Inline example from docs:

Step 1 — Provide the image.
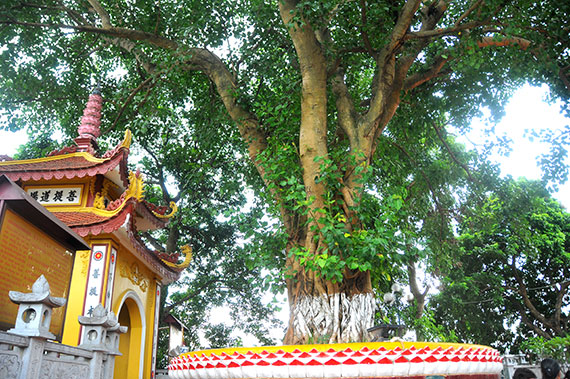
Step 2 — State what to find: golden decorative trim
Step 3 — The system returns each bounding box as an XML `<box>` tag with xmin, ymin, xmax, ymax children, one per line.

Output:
<box><xmin>121</xmin><ymin>130</ymin><xmax>132</xmax><ymax>149</ymax></box>
<box><xmin>50</xmin><ymin>205</ymin><xmax>126</xmax><ymax>217</ymax></box>
<box><xmin>77</xmin><ymin>250</ymin><xmax>92</xmax><ymax>276</ymax></box>
<box><xmin>0</xmin><ymin>151</ymin><xmax>107</xmax><ymax>166</ymax></box>
<box><xmin>152</xmin><ymin>201</ymin><xmax>178</xmax><ymax>219</ymax></box>
<box><xmin>51</xmin><ymin>171</ymin><xmax>145</xmax><ymax>217</ymax></box>
<box><xmin>93</xmin><ymin>192</ymin><xmax>105</xmax><ymax>210</ymax></box>
<box><xmin>119</xmin><ymin>261</ymin><xmax>149</xmax><ymax>292</ymax></box>
<box><xmin>89</xmin><ymin>177</ymin><xmax>96</xmax><ymax>198</ymax></box>
<box><xmin>126</xmin><ymin>171</ymin><xmax>145</xmax><ymax>201</ymax></box>
<box><xmin>161</xmin><ymin>245</ymin><xmax>192</xmax><ymax>269</ymax></box>
<box><xmin>93</xmin><ymin>178</ymin><xmax>119</xmax><ymax>209</ymax></box>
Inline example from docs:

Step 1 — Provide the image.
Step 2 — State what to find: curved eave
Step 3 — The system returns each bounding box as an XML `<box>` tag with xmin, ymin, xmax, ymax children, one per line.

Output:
<box><xmin>125</xmin><ymin>216</ymin><xmax>181</xmax><ymax>284</ymax></box>
<box><xmin>0</xmin><ymin>149</ymin><xmax>130</xmax><ymax>187</ymax></box>
<box><xmin>53</xmin><ymin>201</ymin><xmax>136</xmax><ymax>237</ymax></box>
<box><xmin>134</xmin><ymin>200</ymin><xmax>171</xmax><ymax>232</ymax></box>
<box><xmin>50</xmin><ymin>193</ymin><xmax>174</xmax><ymax>236</ymax></box>
<box><xmin>53</xmin><ymin>202</ymin><xmax>181</xmax><ymax>283</ymax></box>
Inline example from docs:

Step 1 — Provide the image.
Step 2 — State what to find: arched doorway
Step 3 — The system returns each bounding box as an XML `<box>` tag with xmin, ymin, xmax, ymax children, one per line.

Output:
<box><xmin>114</xmin><ymin>292</ymin><xmax>146</xmax><ymax>379</ymax></box>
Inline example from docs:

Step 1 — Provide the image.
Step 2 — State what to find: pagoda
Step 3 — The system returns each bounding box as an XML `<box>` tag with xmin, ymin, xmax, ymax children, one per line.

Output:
<box><xmin>0</xmin><ymin>89</ymin><xmax>190</xmax><ymax>379</ymax></box>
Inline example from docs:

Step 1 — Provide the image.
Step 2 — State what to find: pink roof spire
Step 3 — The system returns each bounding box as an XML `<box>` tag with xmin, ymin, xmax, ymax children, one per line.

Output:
<box><xmin>75</xmin><ymin>88</ymin><xmax>102</xmax><ymax>154</ymax></box>
<box><xmin>78</xmin><ymin>88</ymin><xmax>103</xmax><ymax>139</ymax></box>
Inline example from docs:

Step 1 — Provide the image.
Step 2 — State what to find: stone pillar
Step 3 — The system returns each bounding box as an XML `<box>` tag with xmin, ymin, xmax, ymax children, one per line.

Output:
<box><xmin>103</xmin><ymin>323</ymin><xmax>128</xmax><ymax>379</ymax></box>
<box><xmin>7</xmin><ymin>275</ymin><xmax>66</xmax><ymax>379</ymax></box>
<box><xmin>78</xmin><ymin>304</ymin><xmax>127</xmax><ymax>379</ymax></box>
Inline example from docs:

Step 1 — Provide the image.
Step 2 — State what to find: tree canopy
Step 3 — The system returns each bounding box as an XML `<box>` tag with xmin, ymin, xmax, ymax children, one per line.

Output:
<box><xmin>431</xmin><ymin>178</ymin><xmax>570</xmax><ymax>350</ymax></box>
<box><xmin>0</xmin><ymin>0</ymin><xmax>569</xmax><ymax>349</ymax></box>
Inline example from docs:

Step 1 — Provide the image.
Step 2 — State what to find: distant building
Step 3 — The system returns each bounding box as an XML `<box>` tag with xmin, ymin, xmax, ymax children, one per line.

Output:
<box><xmin>0</xmin><ymin>89</ymin><xmax>190</xmax><ymax>378</ymax></box>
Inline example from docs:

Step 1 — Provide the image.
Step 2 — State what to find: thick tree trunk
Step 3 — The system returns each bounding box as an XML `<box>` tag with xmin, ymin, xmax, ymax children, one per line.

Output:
<box><xmin>284</xmin><ymin>264</ymin><xmax>375</xmax><ymax>345</ymax></box>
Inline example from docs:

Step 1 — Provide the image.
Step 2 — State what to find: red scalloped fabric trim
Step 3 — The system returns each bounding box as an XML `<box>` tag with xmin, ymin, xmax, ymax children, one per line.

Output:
<box><xmin>1</xmin><ymin>149</ymin><xmax>129</xmax><ymax>187</ymax></box>
<box><xmin>168</xmin><ymin>344</ymin><xmax>503</xmax><ymax>379</ymax></box>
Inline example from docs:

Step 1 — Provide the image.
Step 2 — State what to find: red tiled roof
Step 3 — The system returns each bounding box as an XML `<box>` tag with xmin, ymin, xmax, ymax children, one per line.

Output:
<box><xmin>52</xmin><ymin>202</ymin><xmax>181</xmax><ymax>283</ymax></box>
<box><xmin>54</xmin><ymin>211</ymin><xmax>111</xmax><ymax>227</ymax></box>
<box><xmin>50</xmin><ymin>200</ymin><xmax>169</xmax><ymax>234</ymax></box>
<box><xmin>53</xmin><ymin>203</ymin><xmax>132</xmax><ymax>237</ymax></box>
<box><xmin>0</xmin><ymin>148</ymin><xmax>129</xmax><ymax>186</ymax></box>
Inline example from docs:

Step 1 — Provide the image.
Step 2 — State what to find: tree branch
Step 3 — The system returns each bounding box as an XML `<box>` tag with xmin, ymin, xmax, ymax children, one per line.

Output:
<box><xmin>406</xmin><ymin>21</ymin><xmax>491</xmax><ymax>39</ymax></box>
<box><xmin>279</xmin><ymin>0</ymin><xmax>329</xmax><ymax>251</ymax></box>
<box><xmin>454</xmin><ymin>0</ymin><xmax>484</xmax><ymax>27</ymax></box>
<box><xmin>553</xmin><ymin>281</ymin><xmax>570</xmax><ymax>335</ymax></box>
<box><xmin>389</xmin><ymin>139</ymin><xmax>442</xmax><ymax>214</ymax></box>
<box><xmin>86</xmin><ymin>0</ymin><xmax>111</xmax><ymax>28</ymax></box>
<box><xmin>407</xmin><ymin>260</ymin><xmax>429</xmax><ymax>319</ymax></box>
<box><xmin>514</xmin><ymin>301</ymin><xmax>553</xmax><ymax>339</ymax></box>
<box><xmin>432</xmin><ymin>122</ymin><xmax>475</xmax><ymax>182</ymax></box>
<box><xmin>359</xmin><ymin>0</ymin><xmax>374</xmax><ymax>57</ymax></box>
<box><xmin>331</xmin><ymin>70</ymin><xmax>358</xmax><ymax>145</ymax></box>
<box><xmin>364</xmin><ymin>0</ymin><xmax>422</xmax><ymax>128</ymax></box>
<box><xmin>477</xmin><ymin>35</ymin><xmax>530</xmax><ymax>50</ymax></box>
<box><xmin>403</xmin><ymin>55</ymin><xmax>451</xmax><ymax>91</ymax></box>
<box><xmin>510</xmin><ymin>260</ymin><xmax>554</xmax><ymax>331</ymax></box>
<box><xmin>163</xmin><ymin>277</ymin><xmax>222</xmax><ymax>315</ymax></box>
<box><xmin>105</xmin><ymin>75</ymin><xmax>156</xmax><ymax>133</ymax></box>
<box><xmin>0</xmin><ymin>20</ymin><xmax>178</xmax><ymax>49</ymax></box>
<box><xmin>141</xmin><ymin>231</ymin><xmax>166</xmax><ymax>252</ymax></box>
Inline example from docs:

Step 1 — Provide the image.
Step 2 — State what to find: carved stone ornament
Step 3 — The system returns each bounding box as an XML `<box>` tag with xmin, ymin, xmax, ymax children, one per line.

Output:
<box><xmin>9</xmin><ymin>275</ymin><xmax>66</xmax><ymax>307</ymax></box>
<box><xmin>0</xmin><ymin>354</ymin><xmax>21</xmax><ymax>379</ymax></box>
<box><xmin>78</xmin><ymin>304</ymin><xmax>127</xmax><ymax>353</ymax></box>
<box><xmin>8</xmin><ymin>275</ymin><xmax>66</xmax><ymax>339</ymax></box>
<box><xmin>39</xmin><ymin>360</ymin><xmax>89</xmax><ymax>379</ymax></box>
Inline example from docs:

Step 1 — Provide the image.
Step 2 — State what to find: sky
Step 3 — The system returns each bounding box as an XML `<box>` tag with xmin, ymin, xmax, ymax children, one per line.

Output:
<box><xmin>459</xmin><ymin>83</ymin><xmax>569</xmax><ymax>209</ymax></box>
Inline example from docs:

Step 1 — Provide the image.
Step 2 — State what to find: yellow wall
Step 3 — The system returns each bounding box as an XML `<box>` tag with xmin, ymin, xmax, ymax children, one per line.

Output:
<box><xmin>112</xmin><ymin>241</ymin><xmax>159</xmax><ymax>379</ymax></box>
<box><xmin>0</xmin><ymin>209</ymin><xmax>76</xmax><ymax>339</ymax></box>
<box><xmin>62</xmin><ymin>248</ymin><xmax>91</xmax><ymax>346</ymax></box>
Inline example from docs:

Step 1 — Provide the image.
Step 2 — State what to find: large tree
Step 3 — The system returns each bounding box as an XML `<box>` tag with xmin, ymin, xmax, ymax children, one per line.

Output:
<box><xmin>0</xmin><ymin>0</ymin><xmax>568</xmax><ymax>344</ymax></box>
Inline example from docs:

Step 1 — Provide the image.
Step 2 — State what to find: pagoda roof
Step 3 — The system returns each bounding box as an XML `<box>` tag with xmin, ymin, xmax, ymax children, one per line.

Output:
<box><xmin>0</xmin><ymin>90</ymin><xmax>191</xmax><ymax>284</ymax></box>
<box><xmin>50</xmin><ymin>167</ymin><xmax>186</xmax><ymax>284</ymax></box>
<box><xmin>126</xmin><ymin>215</ymin><xmax>188</xmax><ymax>283</ymax></box>
<box><xmin>0</xmin><ymin>131</ymin><xmax>132</xmax><ymax>187</ymax></box>
<box><xmin>51</xmin><ymin>199</ymin><xmax>184</xmax><ymax>283</ymax></box>
<box><xmin>52</xmin><ymin>195</ymin><xmax>175</xmax><ymax>237</ymax></box>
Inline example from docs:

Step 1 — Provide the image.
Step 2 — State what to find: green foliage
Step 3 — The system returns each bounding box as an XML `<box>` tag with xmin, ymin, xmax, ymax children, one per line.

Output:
<box><xmin>411</xmin><ymin>309</ymin><xmax>459</xmax><ymax>343</ymax></box>
<box><xmin>520</xmin><ymin>335</ymin><xmax>570</xmax><ymax>366</ymax></box>
<box><xmin>431</xmin><ymin>178</ymin><xmax>570</xmax><ymax>352</ymax></box>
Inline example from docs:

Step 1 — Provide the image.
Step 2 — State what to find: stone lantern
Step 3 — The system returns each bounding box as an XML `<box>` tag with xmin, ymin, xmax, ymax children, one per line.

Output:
<box><xmin>78</xmin><ymin>304</ymin><xmax>118</xmax><ymax>351</ymax></box>
<box><xmin>79</xmin><ymin>303</ymin><xmax>128</xmax><ymax>378</ymax></box>
<box><xmin>8</xmin><ymin>275</ymin><xmax>66</xmax><ymax>339</ymax></box>
<box><xmin>107</xmin><ymin>320</ymin><xmax>128</xmax><ymax>355</ymax></box>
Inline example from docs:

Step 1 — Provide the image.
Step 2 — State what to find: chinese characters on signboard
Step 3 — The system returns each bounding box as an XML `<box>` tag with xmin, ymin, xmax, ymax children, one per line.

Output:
<box><xmin>81</xmin><ymin>245</ymin><xmax>107</xmax><ymax>334</ymax></box>
<box><xmin>26</xmin><ymin>186</ymin><xmax>83</xmax><ymax>206</ymax></box>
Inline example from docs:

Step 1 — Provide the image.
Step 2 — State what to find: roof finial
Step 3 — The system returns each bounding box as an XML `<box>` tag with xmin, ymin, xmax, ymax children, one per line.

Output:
<box><xmin>78</xmin><ymin>88</ymin><xmax>102</xmax><ymax>139</ymax></box>
<box><xmin>75</xmin><ymin>88</ymin><xmax>103</xmax><ymax>154</ymax></box>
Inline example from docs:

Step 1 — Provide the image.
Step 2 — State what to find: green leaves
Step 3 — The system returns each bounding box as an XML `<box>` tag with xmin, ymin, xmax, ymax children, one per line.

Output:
<box><xmin>432</xmin><ymin>178</ymin><xmax>570</xmax><ymax>350</ymax></box>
